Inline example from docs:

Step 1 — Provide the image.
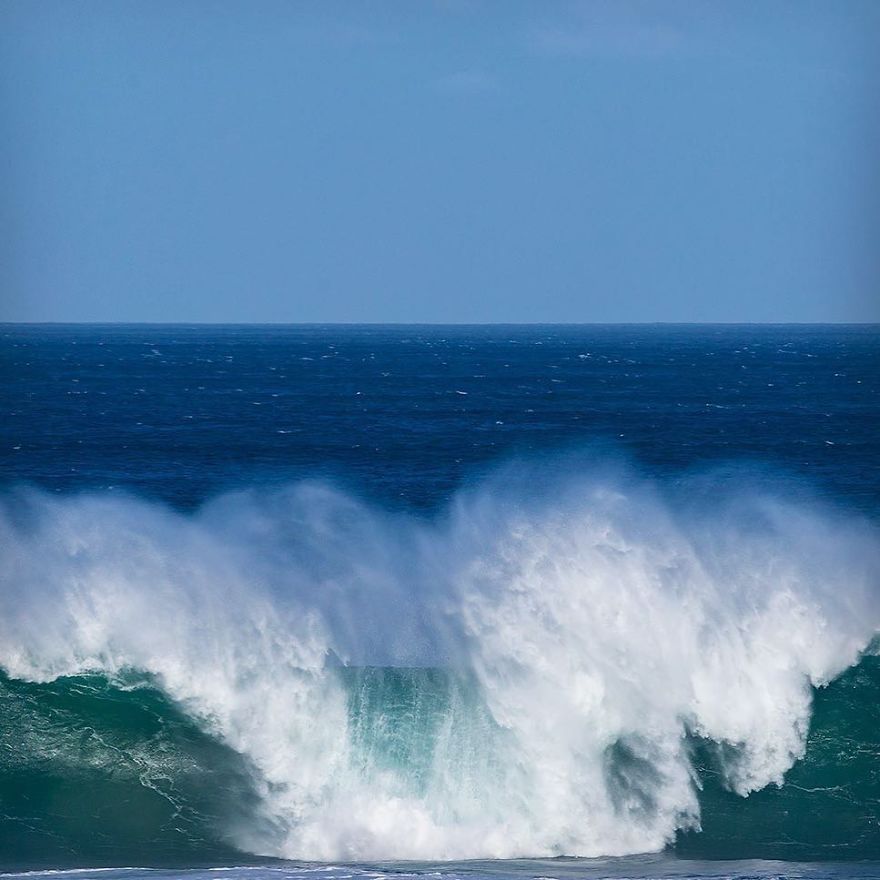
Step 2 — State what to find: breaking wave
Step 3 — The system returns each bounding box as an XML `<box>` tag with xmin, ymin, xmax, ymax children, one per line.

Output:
<box><xmin>1</xmin><ymin>460</ymin><xmax>878</xmax><ymax>864</ymax></box>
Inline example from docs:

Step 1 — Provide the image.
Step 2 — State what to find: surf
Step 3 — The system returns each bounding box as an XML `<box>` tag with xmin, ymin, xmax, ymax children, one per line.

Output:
<box><xmin>1</xmin><ymin>460</ymin><xmax>878</xmax><ymax>863</ymax></box>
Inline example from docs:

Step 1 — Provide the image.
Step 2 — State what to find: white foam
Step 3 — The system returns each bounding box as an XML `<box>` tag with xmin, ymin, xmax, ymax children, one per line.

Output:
<box><xmin>0</xmin><ymin>463</ymin><xmax>877</xmax><ymax>860</ymax></box>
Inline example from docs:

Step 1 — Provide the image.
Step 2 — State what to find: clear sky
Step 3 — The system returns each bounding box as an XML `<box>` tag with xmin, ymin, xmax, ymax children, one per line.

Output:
<box><xmin>1</xmin><ymin>1</ymin><xmax>878</xmax><ymax>323</ymax></box>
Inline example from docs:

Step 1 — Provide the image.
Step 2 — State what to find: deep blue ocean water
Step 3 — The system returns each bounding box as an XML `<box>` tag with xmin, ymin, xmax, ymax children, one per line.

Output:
<box><xmin>3</xmin><ymin>324</ymin><xmax>878</xmax><ymax>510</ymax></box>
<box><xmin>1</xmin><ymin>324</ymin><xmax>879</xmax><ymax>880</ymax></box>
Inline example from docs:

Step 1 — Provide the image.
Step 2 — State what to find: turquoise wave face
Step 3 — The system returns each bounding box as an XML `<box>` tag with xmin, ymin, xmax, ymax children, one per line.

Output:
<box><xmin>0</xmin><ymin>671</ymin><xmax>260</xmax><ymax>869</ymax></box>
<box><xmin>678</xmin><ymin>655</ymin><xmax>880</xmax><ymax>861</ymax></box>
<box><xmin>2</xmin><ymin>658</ymin><xmax>880</xmax><ymax>869</ymax></box>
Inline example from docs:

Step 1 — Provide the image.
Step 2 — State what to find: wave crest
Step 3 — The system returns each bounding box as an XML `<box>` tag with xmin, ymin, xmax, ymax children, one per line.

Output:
<box><xmin>1</xmin><ymin>462</ymin><xmax>878</xmax><ymax>859</ymax></box>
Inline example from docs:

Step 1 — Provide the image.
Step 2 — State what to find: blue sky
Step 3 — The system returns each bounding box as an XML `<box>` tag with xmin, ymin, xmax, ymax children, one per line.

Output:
<box><xmin>1</xmin><ymin>1</ymin><xmax>878</xmax><ymax>322</ymax></box>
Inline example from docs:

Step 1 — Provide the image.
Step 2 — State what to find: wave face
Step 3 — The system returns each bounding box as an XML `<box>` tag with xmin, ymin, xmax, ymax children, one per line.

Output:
<box><xmin>1</xmin><ymin>463</ymin><xmax>879</xmax><ymax>864</ymax></box>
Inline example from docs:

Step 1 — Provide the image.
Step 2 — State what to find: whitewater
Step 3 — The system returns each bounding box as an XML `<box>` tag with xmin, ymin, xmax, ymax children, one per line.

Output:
<box><xmin>2</xmin><ymin>462</ymin><xmax>878</xmax><ymax>862</ymax></box>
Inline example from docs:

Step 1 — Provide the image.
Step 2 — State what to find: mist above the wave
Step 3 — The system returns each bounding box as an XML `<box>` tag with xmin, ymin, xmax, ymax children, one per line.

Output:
<box><xmin>0</xmin><ymin>458</ymin><xmax>878</xmax><ymax>859</ymax></box>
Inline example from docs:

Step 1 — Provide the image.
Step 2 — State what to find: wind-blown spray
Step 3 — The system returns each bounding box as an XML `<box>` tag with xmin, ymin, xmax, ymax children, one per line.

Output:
<box><xmin>1</xmin><ymin>462</ymin><xmax>878</xmax><ymax>860</ymax></box>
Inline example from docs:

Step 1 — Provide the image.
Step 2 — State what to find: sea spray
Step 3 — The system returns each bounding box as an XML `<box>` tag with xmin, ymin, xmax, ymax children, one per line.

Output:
<box><xmin>0</xmin><ymin>462</ymin><xmax>878</xmax><ymax>860</ymax></box>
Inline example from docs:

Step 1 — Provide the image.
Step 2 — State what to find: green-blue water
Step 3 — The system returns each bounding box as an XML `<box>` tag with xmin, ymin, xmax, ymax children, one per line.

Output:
<box><xmin>2</xmin><ymin>660</ymin><xmax>880</xmax><ymax>869</ymax></box>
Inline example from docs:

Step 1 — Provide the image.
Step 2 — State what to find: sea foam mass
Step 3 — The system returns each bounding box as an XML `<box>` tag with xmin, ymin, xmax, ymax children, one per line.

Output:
<box><xmin>2</xmin><ymin>462</ymin><xmax>878</xmax><ymax>862</ymax></box>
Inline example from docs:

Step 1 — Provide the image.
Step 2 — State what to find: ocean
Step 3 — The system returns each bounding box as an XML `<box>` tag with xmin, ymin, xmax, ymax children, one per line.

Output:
<box><xmin>1</xmin><ymin>324</ymin><xmax>879</xmax><ymax>880</ymax></box>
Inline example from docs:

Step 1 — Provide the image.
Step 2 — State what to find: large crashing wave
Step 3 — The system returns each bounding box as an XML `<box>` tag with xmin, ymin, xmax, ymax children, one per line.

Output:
<box><xmin>1</xmin><ymin>461</ymin><xmax>878</xmax><ymax>861</ymax></box>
